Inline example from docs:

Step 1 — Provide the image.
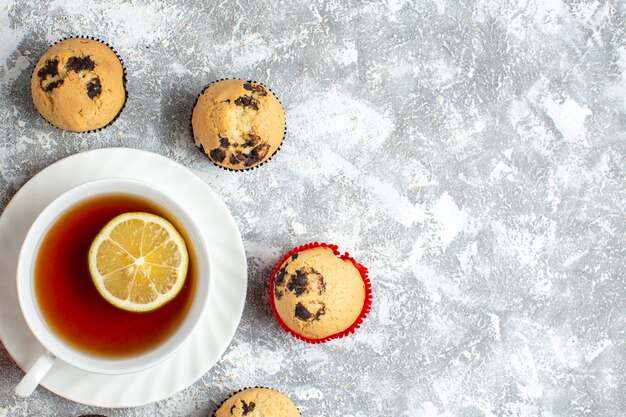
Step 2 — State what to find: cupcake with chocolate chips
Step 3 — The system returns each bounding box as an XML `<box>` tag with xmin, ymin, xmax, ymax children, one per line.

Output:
<box><xmin>31</xmin><ymin>37</ymin><xmax>126</xmax><ymax>132</ymax></box>
<box><xmin>270</xmin><ymin>242</ymin><xmax>372</xmax><ymax>343</ymax></box>
<box><xmin>215</xmin><ymin>387</ymin><xmax>300</xmax><ymax>417</ymax></box>
<box><xmin>192</xmin><ymin>79</ymin><xmax>285</xmax><ymax>170</ymax></box>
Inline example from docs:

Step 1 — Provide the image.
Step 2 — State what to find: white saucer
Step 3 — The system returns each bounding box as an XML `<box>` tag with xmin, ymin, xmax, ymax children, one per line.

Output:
<box><xmin>0</xmin><ymin>148</ymin><xmax>247</xmax><ymax>408</ymax></box>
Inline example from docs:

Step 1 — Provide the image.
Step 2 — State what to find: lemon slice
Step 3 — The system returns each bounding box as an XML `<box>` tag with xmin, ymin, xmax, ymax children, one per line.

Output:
<box><xmin>88</xmin><ymin>212</ymin><xmax>189</xmax><ymax>312</ymax></box>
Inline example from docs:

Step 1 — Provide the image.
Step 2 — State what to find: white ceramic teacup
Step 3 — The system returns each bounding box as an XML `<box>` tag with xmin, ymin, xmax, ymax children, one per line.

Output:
<box><xmin>14</xmin><ymin>178</ymin><xmax>211</xmax><ymax>397</ymax></box>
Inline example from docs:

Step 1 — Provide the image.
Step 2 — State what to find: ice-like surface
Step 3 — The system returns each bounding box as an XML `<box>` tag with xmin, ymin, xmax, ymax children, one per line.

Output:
<box><xmin>0</xmin><ymin>0</ymin><xmax>624</xmax><ymax>416</ymax></box>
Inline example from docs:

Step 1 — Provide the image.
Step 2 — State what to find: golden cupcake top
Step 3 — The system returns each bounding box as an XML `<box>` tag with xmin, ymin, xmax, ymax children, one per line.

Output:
<box><xmin>31</xmin><ymin>37</ymin><xmax>125</xmax><ymax>132</ymax></box>
<box><xmin>192</xmin><ymin>79</ymin><xmax>285</xmax><ymax>170</ymax></box>
<box><xmin>215</xmin><ymin>388</ymin><xmax>300</xmax><ymax>417</ymax></box>
<box><xmin>273</xmin><ymin>247</ymin><xmax>366</xmax><ymax>340</ymax></box>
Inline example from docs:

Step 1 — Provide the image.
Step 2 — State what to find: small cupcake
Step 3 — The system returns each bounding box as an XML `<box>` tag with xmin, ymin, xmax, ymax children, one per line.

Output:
<box><xmin>192</xmin><ymin>79</ymin><xmax>285</xmax><ymax>170</ymax></box>
<box><xmin>215</xmin><ymin>387</ymin><xmax>300</xmax><ymax>417</ymax></box>
<box><xmin>31</xmin><ymin>37</ymin><xmax>126</xmax><ymax>132</ymax></box>
<box><xmin>270</xmin><ymin>243</ymin><xmax>372</xmax><ymax>343</ymax></box>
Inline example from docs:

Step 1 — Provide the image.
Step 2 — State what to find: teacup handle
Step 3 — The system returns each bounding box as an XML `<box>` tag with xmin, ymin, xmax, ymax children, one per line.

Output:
<box><xmin>15</xmin><ymin>351</ymin><xmax>56</xmax><ymax>397</ymax></box>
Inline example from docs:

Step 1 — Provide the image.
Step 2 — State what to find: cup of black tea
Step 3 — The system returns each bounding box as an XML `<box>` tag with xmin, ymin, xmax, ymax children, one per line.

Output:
<box><xmin>14</xmin><ymin>178</ymin><xmax>211</xmax><ymax>397</ymax></box>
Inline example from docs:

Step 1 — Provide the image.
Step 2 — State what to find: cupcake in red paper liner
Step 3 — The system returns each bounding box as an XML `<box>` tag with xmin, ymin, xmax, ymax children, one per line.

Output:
<box><xmin>269</xmin><ymin>242</ymin><xmax>372</xmax><ymax>343</ymax></box>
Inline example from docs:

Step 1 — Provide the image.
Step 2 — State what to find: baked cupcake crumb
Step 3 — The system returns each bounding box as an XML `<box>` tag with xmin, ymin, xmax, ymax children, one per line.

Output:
<box><xmin>31</xmin><ymin>37</ymin><xmax>126</xmax><ymax>132</ymax></box>
<box><xmin>271</xmin><ymin>245</ymin><xmax>367</xmax><ymax>341</ymax></box>
<box><xmin>192</xmin><ymin>79</ymin><xmax>285</xmax><ymax>170</ymax></box>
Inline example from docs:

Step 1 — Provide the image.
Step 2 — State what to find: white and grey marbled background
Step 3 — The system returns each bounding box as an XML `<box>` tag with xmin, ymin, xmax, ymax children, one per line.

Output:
<box><xmin>0</xmin><ymin>0</ymin><xmax>625</xmax><ymax>416</ymax></box>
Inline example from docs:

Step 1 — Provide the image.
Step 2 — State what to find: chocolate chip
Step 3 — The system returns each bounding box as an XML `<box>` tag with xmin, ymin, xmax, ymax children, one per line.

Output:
<box><xmin>37</xmin><ymin>59</ymin><xmax>59</xmax><ymax>79</ymax></box>
<box><xmin>284</xmin><ymin>267</ymin><xmax>326</xmax><ymax>296</ymax></box>
<box><xmin>86</xmin><ymin>77</ymin><xmax>102</xmax><ymax>99</ymax></box>
<box><xmin>66</xmin><ymin>55</ymin><xmax>95</xmax><ymax>72</ymax></box>
<box><xmin>240</xmin><ymin>144</ymin><xmax>270</xmax><ymax>167</ymax></box>
<box><xmin>243</xmin><ymin>82</ymin><xmax>267</xmax><ymax>96</ymax></box>
<box><xmin>295</xmin><ymin>303</ymin><xmax>312</xmax><ymax>320</ymax></box>
<box><xmin>44</xmin><ymin>79</ymin><xmax>64</xmax><ymax>92</ymax></box>
<box><xmin>241</xmin><ymin>400</ymin><xmax>255</xmax><ymax>416</ymax></box>
<box><xmin>219</xmin><ymin>136</ymin><xmax>229</xmax><ymax>148</ymax></box>
<box><xmin>291</xmin><ymin>254</ymin><xmax>298</xmax><ymax>261</ymax></box>
<box><xmin>232</xmin><ymin>143</ymin><xmax>269</xmax><ymax>167</ymax></box>
<box><xmin>229</xmin><ymin>154</ymin><xmax>239</xmax><ymax>165</ymax></box>
<box><xmin>234</xmin><ymin>95</ymin><xmax>259</xmax><ymax>110</ymax></box>
<box><xmin>233</xmin><ymin>151</ymin><xmax>250</xmax><ymax>166</ymax></box>
<box><xmin>275</xmin><ymin>265</ymin><xmax>289</xmax><ymax>300</ymax></box>
<box><xmin>295</xmin><ymin>300</ymin><xmax>326</xmax><ymax>321</ymax></box>
<box><xmin>287</xmin><ymin>269</ymin><xmax>309</xmax><ymax>296</ymax></box>
<box><xmin>243</xmin><ymin>157</ymin><xmax>257</xmax><ymax>167</ymax></box>
<box><xmin>245</xmin><ymin>133</ymin><xmax>261</xmax><ymax>147</ymax></box>
<box><xmin>234</xmin><ymin>96</ymin><xmax>247</xmax><ymax>106</ymax></box>
<box><xmin>233</xmin><ymin>150</ymin><xmax>247</xmax><ymax>164</ymax></box>
<box><xmin>275</xmin><ymin>268</ymin><xmax>287</xmax><ymax>286</ymax></box>
<box><xmin>230</xmin><ymin>405</ymin><xmax>236</xmax><ymax>415</ymax></box>
<box><xmin>251</xmin><ymin>143</ymin><xmax>270</xmax><ymax>160</ymax></box>
<box><xmin>317</xmin><ymin>275</ymin><xmax>326</xmax><ymax>295</ymax></box>
<box><xmin>314</xmin><ymin>303</ymin><xmax>326</xmax><ymax>319</ymax></box>
<box><xmin>210</xmin><ymin>148</ymin><xmax>225</xmax><ymax>163</ymax></box>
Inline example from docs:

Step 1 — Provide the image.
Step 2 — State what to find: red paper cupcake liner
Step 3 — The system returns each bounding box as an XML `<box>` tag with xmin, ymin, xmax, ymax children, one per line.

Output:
<box><xmin>268</xmin><ymin>242</ymin><xmax>372</xmax><ymax>344</ymax></box>
<box><xmin>190</xmin><ymin>78</ymin><xmax>286</xmax><ymax>172</ymax></box>
<box><xmin>31</xmin><ymin>35</ymin><xmax>128</xmax><ymax>134</ymax></box>
<box><xmin>213</xmin><ymin>386</ymin><xmax>301</xmax><ymax>417</ymax></box>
